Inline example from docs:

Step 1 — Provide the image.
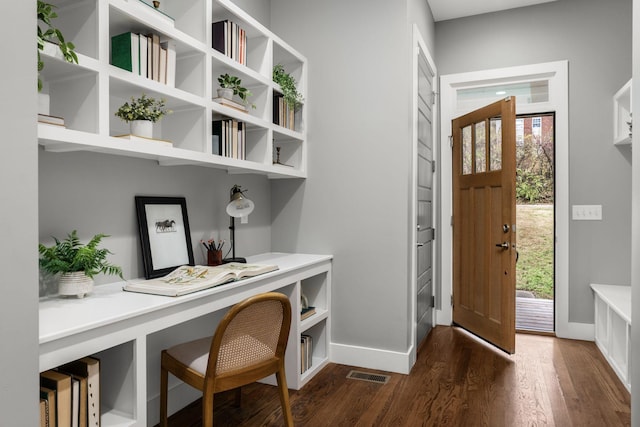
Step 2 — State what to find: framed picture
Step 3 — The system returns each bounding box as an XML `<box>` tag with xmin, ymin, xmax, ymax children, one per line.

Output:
<box><xmin>135</xmin><ymin>196</ymin><xmax>195</xmax><ymax>279</ymax></box>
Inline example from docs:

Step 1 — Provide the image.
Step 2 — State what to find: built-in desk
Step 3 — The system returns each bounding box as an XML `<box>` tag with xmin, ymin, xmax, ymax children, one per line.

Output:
<box><xmin>40</xmin><ymin>253</ymin><xmax>332</xmax><ymax>427</ymax></box>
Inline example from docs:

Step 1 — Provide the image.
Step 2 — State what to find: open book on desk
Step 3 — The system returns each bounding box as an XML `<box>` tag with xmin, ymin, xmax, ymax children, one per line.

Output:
<box><xmin>123</xmin><ymin>263</ymin><xmax>279</xmax><ymax>297</ymax></box>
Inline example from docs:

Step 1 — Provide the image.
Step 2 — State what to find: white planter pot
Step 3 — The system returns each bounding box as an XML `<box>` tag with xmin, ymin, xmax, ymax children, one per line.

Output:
<box><xmin>58</xmin><ymin>271</ymin><xmax>94</xmax><ymax>298</ymax></box>
<box><xmin>130</xmin><ymin>120</ymin><xmax>153</xmax><ymax>138</ymax></box>
<box><xmin>217</xmin><ymin>88</ymin><xmax>234</xmax><ymax>100</ymax></box>
<box><xmin>38</xmin><ymin>92</ymin><xmax>50</xmax><ymax>115</ymax></box>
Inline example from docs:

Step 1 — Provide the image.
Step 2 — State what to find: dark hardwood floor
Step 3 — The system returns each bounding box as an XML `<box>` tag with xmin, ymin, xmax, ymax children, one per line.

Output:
<box><xmin>162</xmin><ymin>326</ymin><xmax>630</xmax><ymax>426</ymax></box>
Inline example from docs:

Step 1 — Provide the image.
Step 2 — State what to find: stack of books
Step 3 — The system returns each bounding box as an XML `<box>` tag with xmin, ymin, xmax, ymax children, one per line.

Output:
<box><xmin>273</xmin><ymin>93</ymin><xmax>296</xmax><ymax>131</ymax></box>
<box><xmin>38</xmin><ymin>114</ymin><xmax>66</xmax><ymax>127</ymax></box>
<box><xmin>301</xmin><ymin>334</ymin><xmax>313</xmax><ymax>374</ymax></box>
<box><xmin>301</xmin><ymin>306</ymin><xmax>316</xmax><ymax>321</ymax></box>
<box><xmin>212</xmin><ymin>20</ymin><xmax>247</xmax><ymax>65</ymax></box>
<box><xmin>40</xmin><ymin>357</ymin><xmax>100</xmax><ymax>427</ymax></box>
<box><xmin>111</xmin><ymin>32</ymin><xmax>176</xmax><ymax>87</ymax></box>
<box><xmin>212</xmin><ymin>119</ymin><xmax>246</xmax><ymax>159</ymax></box>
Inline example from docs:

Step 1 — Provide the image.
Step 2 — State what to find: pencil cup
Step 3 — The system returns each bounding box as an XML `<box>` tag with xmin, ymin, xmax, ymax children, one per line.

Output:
<box><xmin>207</xmin><ymin>250</ymin><xmax>223</xmax><ymax>266</ymax></box>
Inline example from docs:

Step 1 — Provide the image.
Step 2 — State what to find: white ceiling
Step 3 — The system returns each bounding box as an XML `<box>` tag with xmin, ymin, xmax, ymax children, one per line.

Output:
<box><xmin>428</xmin><ymin>0</ymin><xmax>557</xmax><ymax>22</ymax></box>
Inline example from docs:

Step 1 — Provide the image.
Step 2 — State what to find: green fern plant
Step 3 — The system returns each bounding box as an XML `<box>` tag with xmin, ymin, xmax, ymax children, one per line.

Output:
<box><xmin>272</xmin><ymin>64</ymin><xmax>303</xmax><ymax>109</ymax></box>
<box><xmin>39</xmin><ymin>230</ymin><xmax>123</xmax><ymax>279</ymax></box>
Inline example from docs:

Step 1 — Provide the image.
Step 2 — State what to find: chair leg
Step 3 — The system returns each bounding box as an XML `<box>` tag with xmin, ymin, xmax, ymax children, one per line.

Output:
<box><xmin>202</xmin><ymin>389</ymin><xmax>215</xmax><ymax>427</ymax></box>
<box><xmin>276</xmin><ymin>367</ymin><xmax>293</xmax><ymax>427</ymax></box>
<box><xmin>160</xmin><ymin>363</ymin><xmax>169</xmax><ymax>427</ymax></box>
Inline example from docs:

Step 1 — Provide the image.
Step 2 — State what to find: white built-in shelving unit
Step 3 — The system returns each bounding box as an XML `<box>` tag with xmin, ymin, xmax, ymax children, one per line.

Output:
<box><xmin>613</xmin><ymin>79</ymin><xmax>632</xmax><ymax>146</ymax></box>
<box><xmin>591</xmin><ymin>283</ymin><xmax>631</xmax><ymax>392</ymax></box>
<box><xmin>40</xmin><ymin>253</ymin><xmax>332</xmax><ymax>426</ymax></box>
<box><xmin>38</xmin><ymin>0</ymin><xmax>307</xmax><ymax>178</ymax></box>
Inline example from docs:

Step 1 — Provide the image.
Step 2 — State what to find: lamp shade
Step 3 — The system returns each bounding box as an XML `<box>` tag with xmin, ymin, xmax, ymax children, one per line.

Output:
<box><xmin>226</xmin><ymin>185</ymin><xmax>254</xmax><ymax>218</ymax></box>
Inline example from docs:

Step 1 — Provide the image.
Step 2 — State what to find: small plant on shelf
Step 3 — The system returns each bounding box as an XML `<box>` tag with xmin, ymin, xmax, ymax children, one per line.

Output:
<box><xmin>39</xmin><ymin>230</ymin><xmax>123</xmax><ymax>279</ymax></box>
<box><xmin>272</xmin><ymin>64</ymin><xmax>303</xmax><ymax>109</ymax></box>
<box><xmin>39</xmin><ymin>230</ymin><xmax>123</xmax><ymax>298</ymax></box>
<box><xmin>217</xmin><ymin>73</ymin><xmax>255</xmax><ymax>108</ymax></box>
<box><xmin>37</xmin><ymin>0</ymin><xmax>79</xmax><ymax>91</ymax></box>
<box><xmin>114</xmin><ymin>94</ymin><xmax>172</xmax><ymax>123</ymax></box>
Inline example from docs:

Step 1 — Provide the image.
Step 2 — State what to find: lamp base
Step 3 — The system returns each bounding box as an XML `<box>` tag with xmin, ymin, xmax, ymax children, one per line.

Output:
<box><xmin>222</xmin><ymin>257</ymin><xmax>247</xmax><ymax>264</ymax></box>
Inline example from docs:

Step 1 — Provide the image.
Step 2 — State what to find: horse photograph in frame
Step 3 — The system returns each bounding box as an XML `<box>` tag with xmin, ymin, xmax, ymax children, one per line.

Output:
<box><xmin>135</xmin><ymin>196</ymin><xmax>195</xmax><ymax>279</ymax></box>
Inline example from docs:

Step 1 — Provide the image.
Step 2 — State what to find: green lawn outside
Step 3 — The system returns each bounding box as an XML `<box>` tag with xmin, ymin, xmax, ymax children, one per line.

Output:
<box><xmin>516</xmin><ymin>204</ymin><xmax>554</xmax><ymax>300</ymax></box>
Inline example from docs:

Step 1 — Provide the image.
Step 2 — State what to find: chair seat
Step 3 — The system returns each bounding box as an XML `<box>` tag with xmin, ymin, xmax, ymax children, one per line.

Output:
<box><xmin>167</xmin><ymin>334</ymin><xmax>275</xmax><ymax>375</ymax></box>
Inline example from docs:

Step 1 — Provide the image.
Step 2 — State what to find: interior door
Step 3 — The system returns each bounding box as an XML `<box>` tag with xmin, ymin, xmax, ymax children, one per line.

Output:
<box><xmin>452</xmin><ymin>97</ymin><xmax>517</xmax><ymax>354</ymax></box>
<box><xmin>416</xmin><ymin>43</ymin><xmax>435</xmax><ymax>347</ymax></box>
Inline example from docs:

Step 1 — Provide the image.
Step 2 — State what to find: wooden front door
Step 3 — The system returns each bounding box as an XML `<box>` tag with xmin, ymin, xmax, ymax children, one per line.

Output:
<box><xmin>452</xmin><ymin>97</ymin><xmax>517</xmax><ymax>354</ymax></box>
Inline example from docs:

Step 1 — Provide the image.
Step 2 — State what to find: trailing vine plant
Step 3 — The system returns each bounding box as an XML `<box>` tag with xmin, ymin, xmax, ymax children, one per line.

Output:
<box><xmin>272</xmin><ymin>64</ymin><xmax>303</xmax><ymax>109</ymax></box>
<box><xmin>38</xmin><ymin>0</ymin><xmax>79</xmax><ymax>91</ymax></box>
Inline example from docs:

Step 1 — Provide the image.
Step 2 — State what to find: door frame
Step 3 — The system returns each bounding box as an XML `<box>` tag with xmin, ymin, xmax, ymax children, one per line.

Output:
<box><xmin>409</xmin><ymin>24</ymin><xmax>437</xmax><ymax>368</ymax></box>
<box><xmin>438</xmin><ymin>61</ymin><xmax>589</xmax><ymax>340</ymax></box>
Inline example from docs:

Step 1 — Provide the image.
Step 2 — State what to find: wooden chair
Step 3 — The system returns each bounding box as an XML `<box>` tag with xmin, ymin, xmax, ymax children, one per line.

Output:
<box><xmin>160</xmin><ymin>292</ymin><xmax>294</xmax><ymax>427</ymax></box>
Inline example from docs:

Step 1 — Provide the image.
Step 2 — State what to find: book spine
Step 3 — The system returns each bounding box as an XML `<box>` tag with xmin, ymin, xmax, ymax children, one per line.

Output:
<box><xmin>161</xmin><ymin>41</ymin><xmax>176</xmax><ymax>87</ymax></box>
<box><xmin>139</xmin><ymin>34</ymin><xmax>148</xmax><ymax>78</ymax></box>
<box><xmin>212</xmin><ymin>20</ymin><xmax>227</xmax><ymax>55</ymax></box>
<box><xmin>212</xmin><ymin>120</ymin><xmax>222</xmax><ymax>156</ymax></box>
<box><xmin>111</xmin><ymin>32</ymin><xmax>134</xmax><ymax>72</ymax></box>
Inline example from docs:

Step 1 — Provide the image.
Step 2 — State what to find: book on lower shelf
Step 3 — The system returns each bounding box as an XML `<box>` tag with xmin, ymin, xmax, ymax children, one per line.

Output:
<box><xmin>123</xmin><ymin>263</ymin><xmax>279</xmax><ymax>297</ymax></box>
<box><xmin>39</xmin><ymin>387</ymin><xmax>55</xmax><ymax>427</ymax></box>
<box><xmin>40</xmin><ymin>370</ymin><xmax>71</xmax><ymax>427</ymax></box>
<box><xmin>213</xmin><ymin>97</ymin><xmax>248</xmax><ymax>113</ymax></box>
<box><xmin>301</xmin><ymin>306</ymin><xmax>316</xmax><ymax>320</ymax></box>
<box><xmin>59</xmin><ymin>358</ymin><xmax>98</xmax><ymax>427</ymax></box>
<box><xmin>115</xmin><ymin>134</ymin><xmax>173</xmax><ymax>146</ymax></box>
<box><xmin>273</xmin><ymin>93</ymin><xmax>296</xmax><ymax>131</ymax></box>
<box><xmin>212</xmin><ymin>119</ymin><xmax>246</xmax><ymax>159</ymax></box>
<box><xmin>301</xmin><ymin>334</ymin><xmax>313</xmax><ymax>374</ymax></box>
<box><xmin>38</xmin><ymin>114</ymin><xmax>65</xmax><ymax>127</ymax></box>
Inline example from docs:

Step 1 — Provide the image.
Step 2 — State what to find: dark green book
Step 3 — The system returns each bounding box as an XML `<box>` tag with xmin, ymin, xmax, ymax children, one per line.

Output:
<box><xmin>111</xmin><ymin>32</ymin><xmax>138</xmax><ymax>73</ymax></box>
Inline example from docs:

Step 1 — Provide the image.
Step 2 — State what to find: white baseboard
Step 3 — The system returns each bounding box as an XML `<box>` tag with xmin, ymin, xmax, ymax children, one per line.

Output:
<box><xmin>555</xmin><ymin>321</ymin><xmax>595</xmax><ymax>341</ymax></box>
<box><xmin>330</xmin><ymin>342</ymin><xmax>413</xmax><ymax>375</ymax></box>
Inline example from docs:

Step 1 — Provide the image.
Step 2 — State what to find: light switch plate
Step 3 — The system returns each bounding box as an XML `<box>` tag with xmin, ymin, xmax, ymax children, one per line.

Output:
<box><xmin>572</xmin><ymin>205</ymin><xmax>602</xmax><ymax>220</ymax></box>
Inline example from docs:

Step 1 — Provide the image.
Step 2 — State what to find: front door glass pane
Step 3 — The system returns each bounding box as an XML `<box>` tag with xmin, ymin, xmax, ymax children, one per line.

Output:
<box><xmin>490</xmin><ymin>118</ymin><xmax>502</xmax><ymax>171</ymax></box>
<box><xmin>462</xmin><ymin>125</ymin><xmax>472</xmax><ymax>175</ymax></box>
<box><xmin>475</xmin><ymin>121</ymin><xmax>486</xmax><ymax>173</ymax></box>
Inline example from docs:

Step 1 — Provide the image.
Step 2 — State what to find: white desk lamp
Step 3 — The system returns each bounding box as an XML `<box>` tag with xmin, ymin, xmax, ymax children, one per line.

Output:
<box><xmin>224</xmin><ymin>185</ymin><xmax>254</xmax><ymax>263</ymax></box>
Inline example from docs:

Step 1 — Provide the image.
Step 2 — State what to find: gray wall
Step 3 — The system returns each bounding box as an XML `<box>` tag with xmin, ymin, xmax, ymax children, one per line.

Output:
<box><xmin>0</xmin><ymin>2</ymin><xmax>39</xmax><ymax>425</ymax></box>
<box><xmin>39</xmin><ymin>151</ymin><xmax>272</xmax><ymax>291</ymax></box>
<box><xmin>269</xmin><ymin>0</ymin><xmax>436</xmax><ymax>353</ymax></box>
<box><xmin>435</xmin><ymin>0</ymin><xmax>632</xmax><ymax>324</ymax></box>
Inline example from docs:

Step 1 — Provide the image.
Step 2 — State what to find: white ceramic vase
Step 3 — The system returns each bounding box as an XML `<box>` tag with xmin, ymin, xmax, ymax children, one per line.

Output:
<box><xmin>38</xmin><ymin>92</ymin><xmax>50</xmax><ymax>115</ymax></box>
<box><xmin>58</xmin><ymin>271</ymin><xmax>94</xmax><ymax>298</ymax></box>
<box><xmin>130</xmin><ymin>120</ymin><xmax>153</xmax><ymax>138</ymax></box>
<box><xmin>217</xmin><ymin>88</ymin><xmax>234</xmax><ymax>100</ymax></box>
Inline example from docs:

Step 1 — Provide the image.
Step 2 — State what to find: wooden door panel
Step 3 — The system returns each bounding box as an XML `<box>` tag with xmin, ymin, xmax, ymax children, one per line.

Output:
<box><xmin>452</xmin><ymin>97</ymin><xmax>516</xmax><ymax>354</ymax></box>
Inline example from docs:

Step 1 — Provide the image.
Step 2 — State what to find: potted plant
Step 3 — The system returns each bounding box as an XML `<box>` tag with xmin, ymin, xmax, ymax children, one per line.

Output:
<box><xmin>37</xmin><ymin>1</ymin><xmax>79</xmax><ymax>116</ymax></box>
<box><xmin>114</xmin><ymin>93</ymin><xmax>172</xmax><ymax>138</ymax></box>
<box><xmin>39</xmin><ymin>230</ymin><xmax>124</xmax><ymax>298</ymax></box>
<box><xmin>272</xmin><ymin>64</ymin><xmax>303</xmax><ymax>109</ymax></box>
<box><xmin>217</xmin><ymin>73</ymin><xmax>255</xmax><ymax>108</ymax></box>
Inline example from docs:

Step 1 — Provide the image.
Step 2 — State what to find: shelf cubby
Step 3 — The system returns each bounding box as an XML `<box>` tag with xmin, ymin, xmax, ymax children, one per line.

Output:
<box><xmin>48</xmin><ymin>0</ymin><xmax>100</xmax><ymax>60</ymax></box>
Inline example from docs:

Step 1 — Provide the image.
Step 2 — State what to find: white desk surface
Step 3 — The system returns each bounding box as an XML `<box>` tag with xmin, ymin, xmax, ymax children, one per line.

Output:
<box><xmin>40</xmin><ymin>252</ymin><xmax>332</xmax><ymax>345</ymax></box>
<box><xmin>590</xmin><ymin>283</ymin><xmax>631</xmax><ymax>324</ymax></box>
